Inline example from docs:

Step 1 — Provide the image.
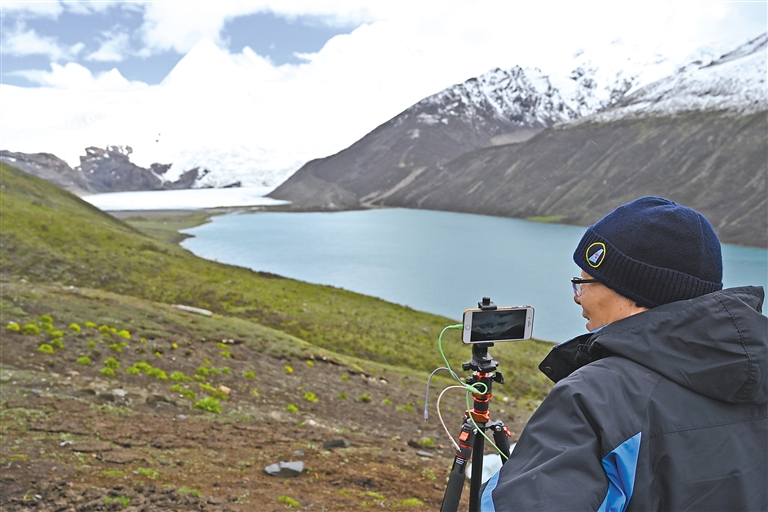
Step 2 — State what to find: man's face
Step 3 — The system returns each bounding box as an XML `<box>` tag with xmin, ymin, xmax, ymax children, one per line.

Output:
<box><xmin>573</xmin><ymin>270</ymin><xmax>642</xmax><ymax>331</ymax></box>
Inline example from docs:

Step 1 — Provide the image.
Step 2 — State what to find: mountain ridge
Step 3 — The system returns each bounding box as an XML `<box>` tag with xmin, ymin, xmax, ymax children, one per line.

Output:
<box><xmin>269</xmin><ymin>34</ymin><xmax>768</xmax><ymax>247</ymax></box>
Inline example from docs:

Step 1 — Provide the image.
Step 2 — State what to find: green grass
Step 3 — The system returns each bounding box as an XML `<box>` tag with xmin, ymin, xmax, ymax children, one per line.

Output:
<box><xmin>0</xmin><ymin>163</ymin><xmax>553</xmax><ymax>399</ymax></box>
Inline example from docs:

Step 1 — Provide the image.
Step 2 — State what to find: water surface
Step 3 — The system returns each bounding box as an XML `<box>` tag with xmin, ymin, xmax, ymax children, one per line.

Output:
<box><xmin>181</xmin><ymin>209</ymin><xmax>767</xmax><ymax>342</ymax></box>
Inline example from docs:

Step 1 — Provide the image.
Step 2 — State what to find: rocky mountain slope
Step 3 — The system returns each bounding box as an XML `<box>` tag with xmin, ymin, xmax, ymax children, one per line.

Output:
<box><xmin>0</xmin><ymin>146</ymin><xmax>221</xmax><ymax>195</ymax></box>
<box><xmin>269</xmin><ymin>34</ymin><xmax>767</xmax><ymax>247</ymax></box>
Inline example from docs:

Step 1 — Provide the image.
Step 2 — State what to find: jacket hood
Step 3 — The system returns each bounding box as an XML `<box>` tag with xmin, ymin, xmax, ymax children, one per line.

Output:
<box><xmin>590</xmin><ymin>286</ymin><xmax>767</xmax><ymax>404</ymax></box>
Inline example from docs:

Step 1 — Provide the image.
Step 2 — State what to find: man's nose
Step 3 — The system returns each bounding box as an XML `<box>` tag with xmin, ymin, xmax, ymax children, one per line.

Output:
<box><xmin>574</xmin><ymin>295</ymin><xmax>581</xmax><ymax>305</ymax></box>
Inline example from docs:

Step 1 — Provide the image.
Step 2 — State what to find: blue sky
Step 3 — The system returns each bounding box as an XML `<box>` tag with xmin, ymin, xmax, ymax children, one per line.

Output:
<box><xmin>1</xmin><ymin>2</ymin><xmax>361</xmax><ymax>86</ymax></box>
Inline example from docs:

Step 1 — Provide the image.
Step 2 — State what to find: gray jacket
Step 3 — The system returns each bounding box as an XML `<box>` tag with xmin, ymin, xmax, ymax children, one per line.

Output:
<box><xmin>482</xmin><ymin>286</ymin><xmax>768</xmax><ymax>511</ymax></box>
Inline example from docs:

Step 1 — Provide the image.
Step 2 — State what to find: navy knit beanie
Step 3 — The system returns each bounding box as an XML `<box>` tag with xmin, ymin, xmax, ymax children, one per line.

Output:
<box><xmin>573</xmin><ymin>196</ymin><xmax>723</xmax><ymax>308</ymax></box>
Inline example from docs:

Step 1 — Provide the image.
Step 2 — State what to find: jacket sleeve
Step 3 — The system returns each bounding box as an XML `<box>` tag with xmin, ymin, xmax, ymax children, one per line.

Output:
<box><xmin>481</xmin><ymin>361</ymin><xmax>645</xmax><ymax>512</ymax></box>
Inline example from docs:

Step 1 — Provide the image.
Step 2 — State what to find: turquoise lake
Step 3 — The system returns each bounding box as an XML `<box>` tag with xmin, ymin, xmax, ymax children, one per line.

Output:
<box><xmin>181</xmin><ymin>208</ymin><xmax>768</xmax><ymax>343</ymax></box>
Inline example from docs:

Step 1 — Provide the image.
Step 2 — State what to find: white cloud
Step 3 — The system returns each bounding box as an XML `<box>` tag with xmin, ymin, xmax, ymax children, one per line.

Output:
<box><xmin>7</xmin><ymin>61</ymin><xmax>140</xmax><ymax>89</ymax></box>
<box><xmin>0</xmin><ymin>21</ymin><xmax>84</xmax><ymax>60</ymax></box>
<box><xmin>86</xmin><ymin>30</ymin><xmax>131</xmax><ymax>62</ymax></box>
<box><xmin>0</xmin><ymin>0</ymin><xmax>63</xmax><ymax>18</ymax></box>
<box><xmin>9</xmin><ymin>61</ymin><xmax>96</xmax><ymax>88</ymax></box>
<box><xmin>1</xmin><ymin>0</ymin><xmax>764</xmax><ymax>179</ymax></box>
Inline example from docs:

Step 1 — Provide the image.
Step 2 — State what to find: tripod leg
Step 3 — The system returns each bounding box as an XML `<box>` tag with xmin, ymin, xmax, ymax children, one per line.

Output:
<box><xmin>440</xmin><ymin>420</ymin><xmax>475</xmax><ymax>512</ymax></box>
<box><xmin>491</xmin><ymin>423</ymin><xmax>512</xmax><ymax>465</ymax></box>
<box><xmin>468</xmin><ymin>428</ymin><xmax>486</xmax><ymax>512</ymax></box>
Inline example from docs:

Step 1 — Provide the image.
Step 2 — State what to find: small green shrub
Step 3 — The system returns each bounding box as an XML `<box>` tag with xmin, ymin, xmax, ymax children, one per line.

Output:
<box><xmin>359</xmin><ymin>394</ymin><xmax>372</xmax><ymax>403</ymax></box>
<box><xmin>306</xmin><ymin>360</ymin><xmax>315</xmax><ymax>367</ymax></box>
<box><xmin>86</xmin><ymin>341</ymin><xmax>97</xmax><ymax>348</ymax></box>
<box><xmin>179</xmin><ymin>487</ymin><xmax>201</xmax><ymax>498</ymax></box>
<box><xmin>38</xmin><ymin>314</ymin><xmax>54</xmax><ymax>324</ymax></box>
<box><xmin>22</xmin><ymin>324</ymin><xmax>40</xmax><ymax>335</ymax></box>
<box><xmin>382</xmin><ymin>398</ymin><xmax>392</xmax><ymax>405</ymax></box>
<box><xmin>340</xmin><ymin>374</ymin><xmax>349</xmax><ymax>381</ymax></box>
<box><xmin>397</xmin><ymin>404</ymin><xmax>415</xmax><ymax>413</ymax></box>
<box><xmin>133</xmin><ymin>362</ymin><xmax>152</xmax><ymax>372</ymax></box>
<box><xmin>68</xmin><ymin>323</ymin><xmax>81</xmax><ymax>332</ymax></box>
<box><xmin>216</xmin><ymin>342</ymin><xmax>229</xmax><ymax>349</ymax></box>
<box><xmin>277</xmin><ymin>495</ymin><xmax>301</xmax><ymax>508</ymax></box>
<box><xmin>6</xmin><ymin>322</ymin><xmax>20</xmax><ymax>332</ymax></box>
<box><xmin>146</xmin><ymin>368</ymin><xmax>168</xmax><ymax>380</ymax></box>
<box><xmin>285</xmin><ymin>404</ymin><xmax>299</xmax><ymax>413</ymax></box>
<box><xmin>418</xmin><ymin>438</ymin><xmax>436</xmax><ymax>447</ymax></box>
<box><xmin>303</xmin><ymin>392</ymin><xmax>318</xmax><ymax>403</ymax></box>
<box><xmin>284</xmin><ymin>365</ymin><xmax>294</xmax><ymax>373</ymax></box>
<box><xmin>338</xmin><ymin>392</ymin><xmax>348</xmax><ymax>400</ymax></box>
<box><xmin>84</xmin><ymin>321</ymin><xmax>98</xmax><ymax>329</ymax></box>
<box><xmin>48</xmin><ymin>329</ymin><xmax>64</xmax><ymax>338</ymax></box>
<box><xmin>77</xmin><ymin>356</ymin><xmax>92</xmax><ymax>366</ymax></box>
<box><xmin>195</xmin><ymin>366</ymin><xmax>210</xmax><ymax>377</ymax></box>
<box><xmin>104</xmin><ymin>357</ymin><xmax>120</xmax><ymax>369</ymax></box>
<box><xmin>50</xmin><ymin>338</ymin><xmax>64</xmax><ymax>349</ymax></box>
<box><xmin>220</xmin><ymin>351</ymin><xmax>231</xmax><ymax>358</ymax></box>
<box><xmin>108</xmin><ymin>343</ymin><xmax>122</xmax><ymax>353</ymax></box>
<box><xmin>38</xmin><ymin>343</ymin><xmax>54</xmax><ymax>354</ymax></box>
<box><xmin>125</xmin><ymin>366</ymin><xmax>141</xmax><ymax>375</ymax></box>
<box><xmin>170</xmin><ymin>371</ymin><xmax>191</xmax><ymax>382</ymax></box>
<box><xmin>169</xmin><ymin>384</ymin><xmax>183</xmax><ymax>393</ymax></box>
<box><xmin>251</xmin><ymin>389</ymin><xmax>259</xmax><ymax>396</ymax></box>
<box><xmin>193</xmin><ymin>397</ymin><xmax>221</xmax><ymax>413</ymax></box>
<box><xmin>135</xmin><ymin>467</ymin><xmax>160</xmax><ymax>479</ymax></box>
<box><xmin>100</xmin><ymin>367</ymin><xmax>116</xmax><ymax>377</ymax></box>
<box><xmin>116</xmin><ymin>330</ymin><xmax>131</xmax><ymax>339</ymax></box>
<box><xmin>399</xmin><ymin>498</ymin><xmax>424</xmax><ymax>507</ymax></box>
<box><xmin>98</xmin><ymin>325</ymin><xmax>111</xmax><ymax>334</ymax></box>
<box><xmin>243</xmin><ymin>370</ymin><xmax>256</xmax><ymax>379</ymax></box>
<box><xmin>104</xmin><ymin>496</ymin><xmax>130</xmax><ymax>508</ymax></box>
<box><xmin>220</xmin><ymin>367</ymin><xmax>231</xmax><ymax>375</ymax></box>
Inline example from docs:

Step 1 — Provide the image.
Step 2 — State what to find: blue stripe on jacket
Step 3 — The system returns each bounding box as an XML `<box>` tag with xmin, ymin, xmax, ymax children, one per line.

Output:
<box><xmin>598</xmin><ymin>432</ymin><xmax>641</xmax><ymax>512</ymax></box>
<box><xmin>478</xmin><ymin>432</ymin><xmax>641</xmax><ymax>512</ymax></box>
<box><xmin>480</xmin><ymin>468</ymin><xmax>500</xmax><ymax>512</ymax></box>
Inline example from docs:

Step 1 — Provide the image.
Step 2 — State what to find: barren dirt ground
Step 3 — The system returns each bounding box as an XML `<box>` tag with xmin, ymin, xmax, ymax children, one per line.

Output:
<box><xmin>0</xmin><ymin>293</ymin><xmax>529</xmax><ymax>511</ymax></box>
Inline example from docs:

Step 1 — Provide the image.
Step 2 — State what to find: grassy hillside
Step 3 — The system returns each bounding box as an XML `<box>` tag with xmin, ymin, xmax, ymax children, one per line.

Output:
<box><xmin>0</xmin><ymin>162</ymin><xmax>552</xmax><ymax>399</ymax></box>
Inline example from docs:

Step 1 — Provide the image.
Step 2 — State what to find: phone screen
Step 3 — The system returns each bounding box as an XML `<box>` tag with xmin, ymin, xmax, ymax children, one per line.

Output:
<box><xmin>464</xmin><ymin>308</ymin><xmax>531</xmax><ymax>343</ymax></box>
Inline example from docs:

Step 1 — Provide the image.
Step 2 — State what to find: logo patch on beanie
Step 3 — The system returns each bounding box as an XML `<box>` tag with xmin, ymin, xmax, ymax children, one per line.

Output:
<box><xmin>586</xmin><ymin>242</ymin><xmax>606</xmax><ymax>268</ymax></box>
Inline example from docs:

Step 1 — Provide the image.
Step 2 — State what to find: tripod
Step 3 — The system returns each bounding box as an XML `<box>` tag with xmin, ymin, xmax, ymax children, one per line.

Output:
<box><xmin>440</xmin><ymin>300</ymin><xmax>512</xmax><ymax>512</ymax></box>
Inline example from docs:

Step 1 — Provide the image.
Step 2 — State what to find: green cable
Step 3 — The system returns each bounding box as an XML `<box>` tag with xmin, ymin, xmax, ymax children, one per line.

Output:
<box><xmin>437</xmin><ymin>323</ymin><xmax>509</xmax><ymax>460</ymax></box>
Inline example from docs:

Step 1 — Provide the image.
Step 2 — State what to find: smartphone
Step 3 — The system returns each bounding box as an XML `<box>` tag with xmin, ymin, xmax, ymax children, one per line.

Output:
<box><xmin>462</xmin><ymin>306</ymin><xmax>534</xmax><ymax>344</ymax></box>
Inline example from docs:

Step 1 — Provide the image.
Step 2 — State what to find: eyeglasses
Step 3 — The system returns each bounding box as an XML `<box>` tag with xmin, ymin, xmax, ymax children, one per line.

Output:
<box><xmin>571</xmin><ymin>277</ymin><xmax>599</xmax><ymax>297</ymax></box>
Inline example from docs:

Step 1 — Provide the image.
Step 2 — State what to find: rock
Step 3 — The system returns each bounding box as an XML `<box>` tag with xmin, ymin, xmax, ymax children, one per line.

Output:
<box><xmin>264</xmin><ymin>461</ymin><xmax>304</xmax><ymax>477</ymax></box>
<box><xmin>71</xmin><ymin>442</ymin><xmax>114</xmax><ymax>453</ymax></box>
<box><xmin>416</xmin><ymin>450</ymin><xmax>434</xmax><ymax>458</ymax></box>
<box><xmin>322</xmin><ymin>439</ymin><xmax>351</xmax><ymax>449</ymax></box>
<box><xmin>100</xmin><ymin>450</ymin><xmax>140</xmax><ymax>464</ymax></box>
<box><xmin>292</xmin><ymin>450</ymin><xmax>306</xmax><ymax>459</ymax></box>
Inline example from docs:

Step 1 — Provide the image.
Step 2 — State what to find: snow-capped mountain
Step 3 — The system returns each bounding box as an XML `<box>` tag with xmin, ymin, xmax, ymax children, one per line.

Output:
<box><xmin>2</xmin><ymin>34</ymin><xmax>764</xmax><ymax>194</ymax></box>
<box><xmin>587</xmin><ymin>33</ymin><xmax>768</xmax><ymax>122</ymax></box>
<box><xmin>270</xmin><ymin>34</ymin><xmax>767</xmax><ymax>249</ymax></box>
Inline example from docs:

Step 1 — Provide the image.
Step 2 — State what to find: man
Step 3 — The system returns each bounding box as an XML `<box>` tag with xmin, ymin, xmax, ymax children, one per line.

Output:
<box><xmin>481</xmin><ymin>196</ymin><xmax>767</xmax><ymax>511</ymax></box>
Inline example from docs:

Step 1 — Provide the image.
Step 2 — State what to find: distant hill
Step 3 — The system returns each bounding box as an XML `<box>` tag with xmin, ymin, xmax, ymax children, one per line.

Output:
<box><xmin>0</xmin><ymin>146</ymin><xmax>211</xmax><ymax>195</ymax></box>
<box><xmin>270</xmin><ymin>34</ymin><xmax>768</xmax><ymax>248</ymax></box>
